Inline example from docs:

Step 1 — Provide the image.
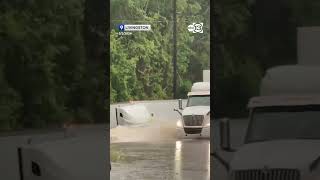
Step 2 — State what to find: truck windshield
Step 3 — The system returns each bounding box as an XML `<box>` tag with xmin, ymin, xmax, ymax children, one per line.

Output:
<box><xmin>187</xmin><ymin>95</ymin><xmax>210</xmax><ymax>107</ymax></box>
<box><xmin>246</xmin><ymin>105</ymin><xmax>320</xmax><ymax>143</ymax></box>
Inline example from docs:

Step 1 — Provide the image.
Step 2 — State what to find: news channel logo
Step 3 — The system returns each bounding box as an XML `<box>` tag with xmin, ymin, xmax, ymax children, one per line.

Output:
<box><xmin>188</xmin><ymin>23</ymin><xmax>203</xmax><ymax>33</ymax></box>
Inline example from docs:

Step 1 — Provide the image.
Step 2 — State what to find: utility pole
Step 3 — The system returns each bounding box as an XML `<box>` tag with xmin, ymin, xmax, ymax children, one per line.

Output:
<box><xmin>173</xmin><ymin>0</ymin><xmax>177</xmax><ymax>99</ymax></box>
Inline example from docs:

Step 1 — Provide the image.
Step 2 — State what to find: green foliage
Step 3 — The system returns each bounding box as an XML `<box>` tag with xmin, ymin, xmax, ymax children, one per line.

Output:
<box><xmin>290</xmin><ymin>0</ymin><xmax>320</xmax><ymax>26</ymax></box>
<box><xmin>0</xmin><ymin>0</ymin><xmax>105</xmax><ymax>130</ymax></box>
<box><xmin>214</xmin><ymin>61</ymin><xmax>262</xmax><ymax>118</ymax></box>
<box><xmin>177</xmin><ymin>80</ymin><xmax>192</xmax><ymax>99</ymax></box>
<box><xmin>0</xmin><ymin>66</ymin><xmax>22</xmax><ymax>130</ymax></box>
<box><xmin>110</xmin><ymin>0</ymin><xmax>210</xmax><ymax>103</ymax></box>
<box><xmin>213</xmin><ymin>0</ymin><xmax>320</xmax><ymax>118</ymax></box>
<box><xmin>213</xmin><ymin>0</ymin><xmax>263</xmax><ymax>118</ymax></box>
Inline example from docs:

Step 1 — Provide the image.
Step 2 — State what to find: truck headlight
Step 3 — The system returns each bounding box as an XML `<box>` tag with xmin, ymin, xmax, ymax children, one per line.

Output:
<box><xmin>205</xmin><ymin>122</ymin><xmax>210</xmax><ymax>127</ymax></box>
<box><xmin>176</xmin><ymin>120</ymin><xmax>183</xmax><ymax>127</ymax></box>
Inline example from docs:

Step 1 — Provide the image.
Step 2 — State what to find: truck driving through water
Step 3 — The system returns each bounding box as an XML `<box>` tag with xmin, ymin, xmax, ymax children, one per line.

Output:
<box><xmin>215</xmin><ymin>65</ymin><xmax>320</xmax><ymax>180</ymax></box>
<box><xmin>174</xmin><ymin>70</ymin><xmax>210</xmax><ymax>138</ymax></box>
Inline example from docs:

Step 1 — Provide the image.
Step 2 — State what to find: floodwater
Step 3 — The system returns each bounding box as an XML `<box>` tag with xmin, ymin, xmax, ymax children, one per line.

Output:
<box><xmin>110</xmin><ymin>119</ymin><xmax>210</xmax><ymax>180</ymax></box>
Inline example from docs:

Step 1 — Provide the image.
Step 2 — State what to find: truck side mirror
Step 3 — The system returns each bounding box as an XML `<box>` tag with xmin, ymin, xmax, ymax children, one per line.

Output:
<box><xmin>174</xmin><ymin>108</ymin><xmax>182</xmax><ymax>116</ymax></box>
<box><xmin>220</xmin><ymin>118</ymin><xmax>232</xmax><ymax>151</ymax></box>
<box><xmin>178</xmin><ymin>99</ymin><xmax>183</xmax><ymax>110</ymax></box>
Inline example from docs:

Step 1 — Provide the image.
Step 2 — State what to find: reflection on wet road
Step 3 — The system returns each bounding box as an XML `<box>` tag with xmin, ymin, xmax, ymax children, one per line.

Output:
<box><xmin>111</xmin><ymin>140</ymin><xmax>210</xmax><ymax>180</ymax></box>
<box><xmin>110</xmin><ymin>120</ymin><xmax>210</xmax><ymax>180</ymax></box>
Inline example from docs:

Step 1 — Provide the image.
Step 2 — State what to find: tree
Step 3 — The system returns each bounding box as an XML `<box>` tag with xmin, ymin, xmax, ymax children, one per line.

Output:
<box><xmin>110</xmin><ymin>0</ymin><xmax>211</xmax><ymax>102</ymax></box>
<box><xmin>83</xmin><ymin>0</ymin><xmax>109</xmax><ymax>123</ymax></box>
<box><xmin>0</xmin><ymin>0</ymin><xmax>108</xmax><ymax>130</ymax></box>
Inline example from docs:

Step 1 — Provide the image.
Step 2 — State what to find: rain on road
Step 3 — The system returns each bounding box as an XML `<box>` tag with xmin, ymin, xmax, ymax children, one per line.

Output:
<box><xmin>110</xmin><ymin>119</ymin><xmax>210</xmax><ymax>180</ymax></box>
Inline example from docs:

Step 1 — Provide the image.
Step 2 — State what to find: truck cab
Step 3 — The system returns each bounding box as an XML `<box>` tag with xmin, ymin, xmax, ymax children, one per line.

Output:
<box><xmin>215</xmin><ymin>65</ymin><xmax>320</xmax><ymax>180</ymax></box>
<box><xmin>227</xmin><ymin>96</ymin><xmax>320</xmax><ymax>180</ymax></box>
<box><xmin>175</xmin><ymin>82</ymin><xmax>210</xmax><ymax>138</ymax></box>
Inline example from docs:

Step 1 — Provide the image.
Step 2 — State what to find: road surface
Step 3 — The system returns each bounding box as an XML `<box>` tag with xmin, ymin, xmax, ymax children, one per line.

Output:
<box><xmin>110</xmin><ymin>119</ymin><xmax>210</xmax><ymax>180</ymax></box>
<box><xmin>110</xmin><ymin>116</ymin><xmax>249</xmax><ymax>180</ymax></box>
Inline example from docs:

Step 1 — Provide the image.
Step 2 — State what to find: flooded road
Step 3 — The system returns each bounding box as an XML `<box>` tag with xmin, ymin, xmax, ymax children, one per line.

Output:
<box><xmin>111</xmin><ymin>140</ymin><xmax>210</xmax><ymax>180</ymax></box>
<box><xmin>110</xmin><ymin>120</ymin><xmax>210</xmax><ymax>180</ymax></box>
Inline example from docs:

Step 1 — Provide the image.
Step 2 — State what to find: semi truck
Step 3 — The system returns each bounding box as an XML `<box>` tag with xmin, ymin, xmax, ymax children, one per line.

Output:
<box><xmin>174</xmin><ymin>70</ymin><xmax>210</xmax><ymax>138</ymax></box>
<box><xmin>214</xmin><ymin>65</ymin><xmax>320</xmax><ymax>180</ymax></box>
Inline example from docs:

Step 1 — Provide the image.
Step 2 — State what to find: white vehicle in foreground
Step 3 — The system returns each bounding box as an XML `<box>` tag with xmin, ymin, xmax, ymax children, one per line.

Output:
<box><xmin>214</xmin><ymin>65</ymin><xmax>320</xmax><ymax>180</ymax></box>
<box><xmin>174</xmin><ymin>81</ymin><xmax>210</xmax><ymax>138</ymax></box>
<box><xmin>115</xmin><ymin>104</ymin><xmax>152</xmax><ymax>126</ymax></box>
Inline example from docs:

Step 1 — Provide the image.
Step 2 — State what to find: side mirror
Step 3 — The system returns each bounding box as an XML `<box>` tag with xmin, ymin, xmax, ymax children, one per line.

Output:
<box><xmin>178</xmin><ymin>99</ymin><xmax>183</xmax><ymax>110</ymax></box>
<box><xmin>220</xmin><ymin>118</ymin><xmax>233</xmax><ymax>151</ymax></box>
<box><xmin>174</xmin><ymin>108</ymin><xmax>182</xmax><ymax>116</ymax></box>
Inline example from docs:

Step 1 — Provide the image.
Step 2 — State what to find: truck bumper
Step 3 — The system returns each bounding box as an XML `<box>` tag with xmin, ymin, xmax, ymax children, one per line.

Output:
<box><xmin>176</xmin><ymin>126</ymin><xmax>210</xmax><ymax>138</ymax></box>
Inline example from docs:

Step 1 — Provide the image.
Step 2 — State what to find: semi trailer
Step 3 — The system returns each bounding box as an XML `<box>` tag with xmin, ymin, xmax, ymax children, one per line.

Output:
<box><xmin>174</xmin><ymin>70</ymin><xmax>210</xmax><ymax>138</ymax></box>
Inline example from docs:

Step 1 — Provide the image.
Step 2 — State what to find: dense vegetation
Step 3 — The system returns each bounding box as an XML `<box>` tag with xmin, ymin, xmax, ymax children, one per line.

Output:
<box><xmin>1</xmin><ymin>0</ymin><xmax>319</xmax><ymax>130</ymax></box>
<box><xmin>110</xmin><ymin>0</ymin><xmax>210</xmax><ymax>103</ymax></box>
<box><xmin>213</xmin><ymin>0</ymin><xmax>320</xmax><ymax>118</ymax></box>
<box><xmin>0</xmin><ymin>0</ymin><xmax>107</xmax><ymax>130</ymax></box>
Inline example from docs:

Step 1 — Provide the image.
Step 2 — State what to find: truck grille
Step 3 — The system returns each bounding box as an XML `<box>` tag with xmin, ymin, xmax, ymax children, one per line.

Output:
<box><xmin>183</xmin><ymin>115</ymin><xmax>204</xmax><ymax>126</ymax></box>
<box><xmin>184</xmin><ymin>128</ymin><xmax>202</xmax><ymax>134</ymax></box>
<box><xmin>232</xmin><ymin>169</ymin><xmax>300</xmax><ymax>180</ymax></box>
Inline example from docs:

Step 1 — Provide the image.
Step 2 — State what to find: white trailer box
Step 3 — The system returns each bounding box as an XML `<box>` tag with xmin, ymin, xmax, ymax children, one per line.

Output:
<box><xmin>203</xmin><ymin>70</ymin><xmax>210</xmax><ymax>82</ymax></box>
<box><xmin>297</xmin><ymin>26</ymin><xmax>320</xmax><ymax>65</ymax></box>
<box><xmin>260</xmin><ymin>65</ymin><xmax>320</xmax><ymax>96</ymax></box>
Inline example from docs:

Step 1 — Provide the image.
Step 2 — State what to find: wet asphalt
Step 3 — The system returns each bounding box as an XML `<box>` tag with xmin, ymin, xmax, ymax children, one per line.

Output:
<box><xmin>111</xmin><ymin>140</ymin><xmax>210</xmax><ymax>180</ymax></box>
<box><xmin>110</xmin><ymin>119</ymin><xmax>210</xmax><ymax>180</ymax></box>
<box><xmin>110</xmin><ymin>118</ymin><xmax>249</xmax><ymax>180</ymax></box>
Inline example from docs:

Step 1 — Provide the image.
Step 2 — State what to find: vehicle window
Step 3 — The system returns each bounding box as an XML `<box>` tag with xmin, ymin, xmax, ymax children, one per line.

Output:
<box><xmin>187</xmin><ymin>95</ymin><xmax>210</xmax><ymax>107</ymax></box>
<box><xmin>246</xmin><ymin>105</ymin><xmax>320</xmax><ymax>143</ymax></box>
